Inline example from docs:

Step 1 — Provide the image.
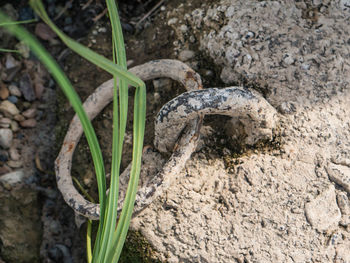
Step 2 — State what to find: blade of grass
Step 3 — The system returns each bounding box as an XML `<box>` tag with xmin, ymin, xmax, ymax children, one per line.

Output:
<box><xmin>0</xmin><ymin>18</ymin><xmax>37</xmax><ymax>27</ymax></box>
<box><xmin>94</xmin><ymin>1</ymin><xmax>130</xmax><ymax>261</ymax></box>
<box><xmin>25</xmin><ymin>2</ymin><xmax>147</xmax><ymax>261</ymax></box>
<box><xmin>0</xmin><ymin>11</ymin><xmax>107</xmax><ymax>219</ymax></box>
<box><xmin>0</xmin><ymin>48</ymin><xmax>21</xmax><ymax>53</ymax></box>
<box><xmin>29</xmin><ymin>0</ymin><xmax>143</xmax><ymax>88</ymax></box>
<box><xmin>107</xmin><ymin>83</ymin><xmax>146</xmax><ymax>262</ymax></box>
<box><xmin>72</xmin><ymin>176</ymin><xmax>94</xmax><ymax>263</ymax></box>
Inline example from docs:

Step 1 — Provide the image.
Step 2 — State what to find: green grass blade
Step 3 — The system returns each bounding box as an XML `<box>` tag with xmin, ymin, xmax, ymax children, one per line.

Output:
<box><xmin>0</xmin><ymin>18</ymin><xmax>37</xmax><ymax>26</ymax></box>
<box><xmin>0</xmin><ymin>48</ymin><xmax>21</xmax><ymax>53</ymax></box>
<box><xmin>29</xmin><ymin>0</ymin><xmax>143</xmax><ymax>88</ymax></box>
<box><xmin>95</xmin><ymin>1</ymin><xmax>130</xmax><ymax>261</ymax></box>
<box><xmin>72</xmin><ymin>177</ymin><xmax>94</xmax><ymax>263</ymax></box>
<box><xmin>107</xmin><ymin>83</ymin><xmax>146</xmax><ymax>262</ymax></box>
<box><xmin>0</xmin><ymin>11</ymin><xmax>107</xmax><ymax>221</ymax></box>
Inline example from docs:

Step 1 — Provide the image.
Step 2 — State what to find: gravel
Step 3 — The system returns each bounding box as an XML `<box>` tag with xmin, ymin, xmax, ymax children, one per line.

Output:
<box><xmin>0</xmin><ymin>128</ymin><xmax>13</xmax><ymax>149</ymax></box>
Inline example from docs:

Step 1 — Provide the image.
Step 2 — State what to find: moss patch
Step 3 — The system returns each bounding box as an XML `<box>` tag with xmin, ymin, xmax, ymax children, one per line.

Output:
<box><xmin>119</xmin><ymin>230</ymin><xmax>162</xmax><ymax>263</ymax></box>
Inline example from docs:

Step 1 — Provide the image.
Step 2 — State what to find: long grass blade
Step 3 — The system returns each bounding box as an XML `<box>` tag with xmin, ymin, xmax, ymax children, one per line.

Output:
<box><xmin>29</xmin><ymin>0</ymin><xmax>143</xmax><ymax>88</ymax></box>
<box><xmin>94</xmin><ymin>0</ymin><xmax>130</xmax><ymax>261</ymax></box>
<box><xmin>108</xmin><ymin>83</ymin><xmax>146</xmax><ymax>262</ymax></box>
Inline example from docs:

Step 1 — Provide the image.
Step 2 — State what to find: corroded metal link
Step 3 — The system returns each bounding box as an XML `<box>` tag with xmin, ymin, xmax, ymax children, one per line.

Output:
<box><xmin>55</xmin><ymin>59</ymin><xmax>278</xmax><ymax>220</ymax></box>
<box><xmin>155</xmin><ymin>87</ymin><xmax>278</xmax><ymax>152</ymax></box>
<box><xmin>55</xmin><ymin>59</ymin><xmax>202</xmax><ymax>220</ymax></box>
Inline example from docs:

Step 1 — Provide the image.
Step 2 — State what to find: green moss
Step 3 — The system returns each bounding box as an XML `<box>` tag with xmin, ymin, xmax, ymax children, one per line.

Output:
<box><xmin>119</xmin><ymin>230</ymin><xmax>163</xmax><ymax>263</ymax></box>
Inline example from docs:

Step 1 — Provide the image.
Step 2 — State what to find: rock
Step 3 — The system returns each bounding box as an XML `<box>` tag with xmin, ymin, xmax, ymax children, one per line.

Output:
<box><xmin>9</xmin><ymin>147</ymin><xmax>20</xmax><ymax>161</ymax></box>
<box><xmin>35</xmin><ymin>22</ymin><xmax>57</xmax><ymax>41</ymax></box>
<box><xmin>5</xmin><ymin>54</ymin><xmax>19</xmax><ymax>69</ymax></box>
<box><xmin>337</xmin><ymin>192</ymin><xmax>350</xmax><ymax>215</ymax></box>
<box><xmin>334</xmin><ymin>243</ymin><xmax>350</xmax><ymax>263</ymax></box>
<box><xmin>326</xmin><ymin>163</ymin><xmax>350</xmax><ymax>194</ymax></box>
<box><xmin>0</xmin><ymin>117</ymin><xmax>11</xmax><ymax>128</ymax></box>
<box><xmin>34</xmin><ymin>82</ymin><xmax>45</xmax><ymax>99</ymax></box>
<box><xmin>7</xmin><ymin>95</ymin><xmax>18</xmax><ymax>104</ymax></box>
<box><xmin>305</xmin><ymin>185</ymin><xmax>341</xmax><ymax>231</ymax></box>
<box><xmin>14</xmin><ymin>114</ymin><xmax>25</xmax><ymax>122</ymax></box>
<box><xmin>20</xmin><ymin>118</ymin><xmax>37</xmax><ymax>128</ymax></box>
<box><xmin>0</xmin><ymin>128</ymin><xmax>13</xmax><ymax>149</ymax></box>
<box><xmin>49</xmin><ymin>220</ymin><xmax>61</xmax><ymax>235</ymax></box>
<box><xmin>22</xmin><ymin>108</ymin><xmax>37</xmax><ymax>119</ymax></box>
<box><xmin>10</xmin><ymin>120</ymin><xmax>19</xmax><ymax>132</ymax></box>
<box><xmin>0</xmin><ymin>170</ymin><xmax>24</xmax><ymax>186</ymax></box>
<box><xmin>7</xmin><ymin>160</ymin><xmax>22</xmax><ymax>168</ymax></box>
<box><xmin>22</xmin><ymin>101</ymin><xmax>31</xmax><ymax>109</ymax></box>
<box><xmin>178</xmin><ymin>50</ymin><xmax>195</xmax><ymax>61</ymax></box>
<box><xmin>0</xmin><ymin>100</ymin><xmax>20</xmax><ymax>117</ymax></box>
<box><xmin>19</xmin><ymin>72</ymin><xmax>35</xmax><ymax>102</ymax></box>
<box><xmin>0</xmin><ymin>165</ymin><xmax>11</xmax><ymax>175</ymax></box>
<box><xmin>0</xmin><ymin>82</ymin><xmax>9</xmax><ymax>100</ymax></box>
<box><xmin>8</xmin><ymin>85</ymin><xmax>22</xmax><ymax>97</ymax></box>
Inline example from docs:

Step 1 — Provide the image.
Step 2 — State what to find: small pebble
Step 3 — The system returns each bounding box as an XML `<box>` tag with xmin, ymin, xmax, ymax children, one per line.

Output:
<box><xmin>283</xmin><ymin>54</ymin><xmax>295</xmax><ymax>65</ymax></box>
<box><xmin>10</xmin><ymin>121</ymin><xmax>19</xmax><ymax>132</ymax></box>
<box><xmin>8</xmin><ymin>85</ymin><xmax>22</xmax><ymax>97</ymax></box>
<box><xmin>180</xmin><ymin>24</ymin><xmax>188</xmax><ymax>33</ymax></box>
<box><xmin>0</xmin><ymin>170</ymin><xmax>24</xmax><ymax>186</ymax></box>
<box><xmin>20</xmin><ymin>118</ymin><xmax>37</xmax><ymax>128</ymax></box>
<box><xmin>19</xmin><ymin>73</ymin><xmax>35</xmax><ymax>102</ymax></box>
<box><xmin>327</xmin><ymin>163</ymin><xmax>350</xmax><ymax>194</ymax></box>
<box><xmin>0</xmin><ymin>84</ymin><xmax>9</xmax><ymax>100</ymax></box>
<box><xmin>22</xmin><ymin>108</ymin><xmax>37</xmax><ymax>119</ymax></box>
<box><xmin>154</xmin><ymin>92</ymin><xmax>160</xmax><ymax>101</ymax></box>
<box><xmin>7</xmin><ymin>95</ymin><xmax>18</xmax><ymax>104</ymax></box>
<box><xmin>0</xmin><ymin>100</ymin><xmax>20</xmax><ymax>117</ymax></box>
<box><xmin>168</xmin><ymin>18</ymin><xmax>178</xmax><ymax>26</ymax></box>
<box><xmin>9</xmin><ymin>147</ymin><xmax>20</xmax><ymax>161</ymax></box>
<box><xmin>178</xmin><ymin>50</ymin><xmax>195</xmax><ymax>61</ymax></box>
<box><xmin>22</xmin><ymin>101</ymin><xmax>31</xmax><ymax>109</ymax></box>
<box><xmin>7</xmin><ymin>160</ymin><xmax>23</xmax><ymax>168</ymax></box>
<box><xmin>49</xmin><ymin>221</ymin><xmax>61</xmax><ymax>235</ymax></box>
<box><xmin>5</xmin><ymin>54</ymin><xmax>18</xmax><ymax>69</ymax></box>
<box><xmin>0</xmin><ymin>128</ymin><xmax>13</xmax><ymax>149</ymax></box>
<box><xmin>305</xmin><ymin>185</ymin><xmax>341</xmax><ymax>231</ymax></box>
<box><xmin>0</xmin><ymin>118</ymin><xmax>12</xmax><ymax>128</ymax></box>
<box><xmin>14</xmin><ymin>114</ymin><xmax>25</xmax><ymax>122</ymax></box>
<box><xmin>189</xmin><ymin>35</ymin><xmax>196</xmax><ymax>43</ymax></box>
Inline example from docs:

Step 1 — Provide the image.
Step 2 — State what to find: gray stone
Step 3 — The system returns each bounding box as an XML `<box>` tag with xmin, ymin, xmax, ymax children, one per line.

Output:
<box><xmin>0</xmin><ymin>100</ymin><xmax>20</xmax><ymax>117</ymax></box>
<box><xmin>9</xmin><ymin>146</ymin><xmax>20</xmax><ymax>161</ymax></box>
<box><xmin>19</xmin><ymin>72</ymin><xmax>35</xmax><ymax>102</ymax></box>
<box><xmin>20</xmin><ymin>118</ymin><xmax>37</xmax><ymax>128</ymax></box>
<box><xmin>22</xmin><ymin>108</ymin><xmax>37</xmax><ymax>119</ymax></box>
<box><xmin>0</xmin><ymin>128</ymin><xmax>13</xmax><ymax>149</ymax></box>
<box><xmin>10</xmin><ymin>120</ymin><xmax>19</xmax><ymax>132</ymax></box>
<box><xmin>337</xmin><ymin>192</ymin><xmax>350</xmax><ymax>215</ymax></box>
<box><xmin>178</xmin><ymin>50</ymin><xmax>195</xmax><ymax>62</ymax></box>
<box><xmin>305</xmin><ymin>185</ymin><xmax>341</xmax><ymax>231</ymax></box>
<box><xmin>327</xmin><ymin>163</ymin><xmax>350</xmax><ymax>194</ymax></box>
<box><xmin>7</xmin><ymin>160</ymin><xmax>23</xmax><ymax>168</ymax></box>
<box><xmin>0</xmin><ymin>170</ymin><xmax>24</xmax><ymax>186</ymax></box>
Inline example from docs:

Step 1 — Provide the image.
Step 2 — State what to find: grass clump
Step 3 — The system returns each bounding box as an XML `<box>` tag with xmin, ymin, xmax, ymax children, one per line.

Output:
<box><xmin>0</xmin><ymin>1</ymin><xmax>146</xmax><ymax>262</ymax></box>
